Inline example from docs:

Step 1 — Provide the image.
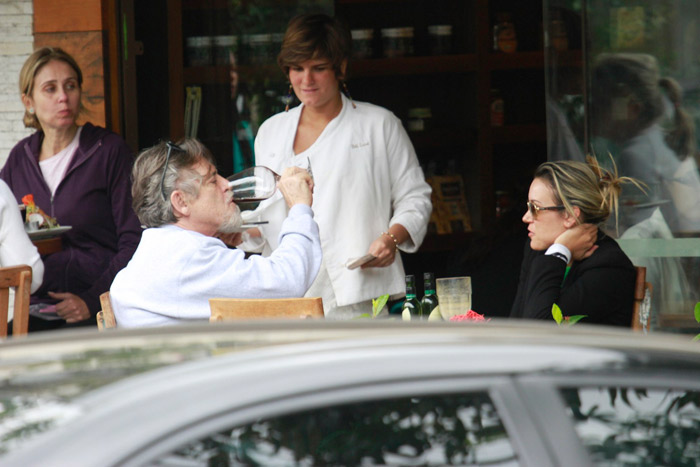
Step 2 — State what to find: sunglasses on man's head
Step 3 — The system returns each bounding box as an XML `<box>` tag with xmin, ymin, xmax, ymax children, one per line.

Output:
<box><xmin>159</xmin><ymin>141</ymin><xmax>185</xmax><ymax>201</ymax></box>
<box><xmin>526</xmin><ymin>201</ymin><xmax>565</xmax><ymax>218</ymax></box>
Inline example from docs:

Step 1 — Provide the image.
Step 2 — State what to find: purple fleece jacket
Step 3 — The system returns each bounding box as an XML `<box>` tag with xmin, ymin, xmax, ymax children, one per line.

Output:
<box><xmin>0</xmin><ymin>123</ymin><xmax>142</xmax><ymax>323</ymax></box>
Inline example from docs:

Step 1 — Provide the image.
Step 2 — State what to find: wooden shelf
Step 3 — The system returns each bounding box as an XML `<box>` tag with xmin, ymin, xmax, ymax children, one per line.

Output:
<box><xmin>182</xmin><ymin>0</ymin><xmax>228</xmax><ymax>10</ymax></box>
<box><xmin>337</xmin><ymin>0</ymin><xmax>408</xmax><ymax>3</ymax></box>
<box><xmin>184</xmin><ymin>55</ymin><xmax>477</xmax><ymax>84</ymax></box>
<box><xmin>183</xmin><ymin>64</ymin><xmax>284</xmax><ymax>85</ymax></box>
<box><xmin>547</xmin><ymin>49</ymin><xmax>583</xmax><ymax>67</ymax></box>
<box><xmin>491</xmin><ymin>123</ymin><xmax>546</xmax><ymax>144</ymax></box>
<box><xmin>409</xmin><ymin>127</ymin><xmax>476</xmax><ymax>149</ymax></box>
<box><xmin>487</xmin><ymin>51</ymin><xmax>544</xmax><ymax>70</ymax></box>
<box><xmin>487</xmin><ymin>49</ymin><xmax>582</xmax><ymax>70</ymax></box>
<box><xmin>351</xmin><ymin>55</ymin><xmax>476</xmax><ymax>77</ymax></box>
<box><xmin>181</xmin><ymin>52</ymin><xmax>577</xmax><ymax>84</ymax></box>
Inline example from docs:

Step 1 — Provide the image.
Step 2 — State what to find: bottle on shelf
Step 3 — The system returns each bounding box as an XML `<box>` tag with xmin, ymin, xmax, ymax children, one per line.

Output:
<box><xmin>548</xmin><ymin>10</ymin><xmax>568</xmax><ymax>52</ymax></box>
<box><xmin>401</xmin><ymin>274</ymin><xmax>423</xmax><ymax>320</ymax></box>
<box><xmin>490</xmin><ymin>89</ymin><xmax>504</xmax><ymax>127</ymax></box>
<box><xmin>493</xmin><ymin>12</ymin><xmax>517</xmax><ymax>53</ymax></box>
<box><xmin>420</xmin><ymin>272</ymin><xmax>439</xmax><ymax>317</ymax></box>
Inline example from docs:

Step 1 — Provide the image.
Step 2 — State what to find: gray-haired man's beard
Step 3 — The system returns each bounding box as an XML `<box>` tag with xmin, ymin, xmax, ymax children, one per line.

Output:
<box><xmin>218</xmin><ymin>203</ymin><xmax>243</xmax><ymax>233</ymax></box>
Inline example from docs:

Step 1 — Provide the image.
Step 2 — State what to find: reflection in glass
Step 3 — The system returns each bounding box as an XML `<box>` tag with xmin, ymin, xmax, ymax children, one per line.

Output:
<box><xmin>164</xmin><ymin>393</ymin><xmax>519</xmax><ymax>465</ymax></box>
<box><xmin>0</xmin><ymin>340</ymin><xmax>235</xmax><ymax>456</ymax></box>
<box><xmin>545</xmin><ymin>0</ymin><xmax>700</xmax><ymax>330</ymax></box>
<box><xmin>562</xmin><ymin>386</ymin><xmax>700</xmax><ymax>465</ymax></box>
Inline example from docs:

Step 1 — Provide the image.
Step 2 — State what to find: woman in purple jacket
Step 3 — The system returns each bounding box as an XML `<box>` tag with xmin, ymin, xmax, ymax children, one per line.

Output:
<box><xmin>0</xmin><ymin>47</ymin><xmax>142</xmax><ymax>331</ymax></box>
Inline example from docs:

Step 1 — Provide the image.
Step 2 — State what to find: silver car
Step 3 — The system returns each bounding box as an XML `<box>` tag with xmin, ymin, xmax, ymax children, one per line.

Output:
<box><xmin>1</xmin><ymin>320</ymin><xmax>699</xmax><ymax>466</ymax></box>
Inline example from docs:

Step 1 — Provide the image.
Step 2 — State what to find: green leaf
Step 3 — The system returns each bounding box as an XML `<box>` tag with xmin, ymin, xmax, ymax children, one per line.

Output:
<box><xmin>694</xmin><ymin>302</ymin><xmax>700</xmax><ymax>324</ymax></box>
<box><xmin>354</xmin><ymin>313</ymin><xmax>371</xmax><ymax>320</ymax></box>
<box><xmin>566</xmin><ymin>315</ymin><xmax>588</xmax><ymax>325</ymax></box>
<box><xmin>372</xmin><ymin>294</ymin><xmax>389</xmax><ymax>319</ymax></box>
<box><xmin>693</xmin><ymin>333</ymin><xmax>700</xmax><ymax>342</ymax></box>
<box><xmin>552</xmin><ymin>304</ymin><xmax>563</xmax><ymax>325</ymax></box>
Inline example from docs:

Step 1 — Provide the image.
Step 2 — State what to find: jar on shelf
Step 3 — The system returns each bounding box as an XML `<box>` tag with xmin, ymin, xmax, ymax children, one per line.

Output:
<box><xmin>381</xmin><ymin>27</ymin><xmax>414</xmax><ymax>58</ymax></box>
<box><xmin>493</xmin><ymin>12</ymin><xmax>517</xmax><ymax>53</ymax></box>
<box><xmin>248</xmin><ymin>33</ymin><xmax>273</xmax><ymax>64</ymax></box>
<box><xmin>351</xmin><ymin>29</ymin><xmax>374</xmax><ymax>59</ymax></box>
<box><xmin>185</xmin><ymin>36</ymin><xmax>213</xmax><ymax>67</ymax></box>
<box><xmin>427</xmin><ymin>25</ymin><xmax>453</xmax><ymax>55</ymax></box>
<box><xmin>213</xmin><ymin>35</ymin><xmax>237</xmax><ymax>66</ymax></box>
<box><xmin>407</xmin><ymin>107</ymin><xmax>432</xmax><ymax>132</ymax></box>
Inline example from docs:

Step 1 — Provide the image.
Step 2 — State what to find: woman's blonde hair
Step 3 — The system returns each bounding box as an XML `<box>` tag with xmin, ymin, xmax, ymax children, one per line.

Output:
<box><xmin>19</xmin><ymin>47</ymin><xmax>85</xmax><ymax>130</ymax></box>
<box><xmin>535</xmin><ymin>156</ymin><xmax>644</xmax><ymax>229</ymax></box>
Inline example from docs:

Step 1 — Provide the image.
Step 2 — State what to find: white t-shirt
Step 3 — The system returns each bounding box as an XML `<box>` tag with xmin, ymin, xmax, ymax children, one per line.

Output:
<box><xmin>0</xmin><ymin>180</ymin><xmax>44</xmax><ymax>322</ymax></box>
<box><xmin>40</xmin><ymin>126</ymin><xmax>82</xmax><ymax>195</ymax></box>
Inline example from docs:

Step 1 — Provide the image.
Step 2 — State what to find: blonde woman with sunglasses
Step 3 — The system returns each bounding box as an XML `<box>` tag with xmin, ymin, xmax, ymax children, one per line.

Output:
<box><xmin>510</xmin><ymin>158</ymin><xmax>640</xmax><ymax>327</ymax></box>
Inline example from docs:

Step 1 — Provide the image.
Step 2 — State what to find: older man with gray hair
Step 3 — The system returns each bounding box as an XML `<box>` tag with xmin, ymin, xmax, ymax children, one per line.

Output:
<box><xmin>110</xmin><ymin>139</ymin><xmax>321</xmax><ymax>327</ymax></box>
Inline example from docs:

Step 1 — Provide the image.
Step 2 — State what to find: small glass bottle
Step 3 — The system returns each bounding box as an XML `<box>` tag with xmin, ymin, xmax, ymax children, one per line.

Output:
<box><xmin>549</xmin><ymin>10</ymin><xmax>568</xmax><ymax>52</ymax></box>
<box><xmin>490</xmin><ymin>89</ymin><xmax>504</xmax><ymax>127</ymax></box>
<box><xmin>421</xmin><ymin>272</ymin><xmax>439</xmax><ymax>317</ymax></box>
<box><xmin>493</xmin><ymin>12</ymin><xmax>517</xmax><ymax>53</ymax></box>
<box><xmin>401</xmin><ymin>275</ymin><xmax>423</xmax><ymax>320</ymax></box>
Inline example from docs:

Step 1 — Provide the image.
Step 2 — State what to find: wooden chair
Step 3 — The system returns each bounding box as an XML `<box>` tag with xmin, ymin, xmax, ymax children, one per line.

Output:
<box><xmin>209</xmin><ymin>297</ymin><xmax>324</xmax><ymax>322</ymax></box>
<box><xmin>0</xmin><ymin>265</ymin><xmax>32</xmax><ymax>338</ymax></box>
<box><xmin>631</xmin><ymin>266</ymin><xmax>653</xmax><ymax>333</ymax></box>
<box><xmin>96</xmin><ymin>291</ymin><xmax>117</xmax><ymax>330</ymax></box>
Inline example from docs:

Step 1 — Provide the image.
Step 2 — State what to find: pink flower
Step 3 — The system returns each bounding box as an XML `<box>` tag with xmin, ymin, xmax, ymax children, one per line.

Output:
<box><xmin>449</xmin><ymin>310</ymin><xmax>489</xmax><ymax>322</ymax></box>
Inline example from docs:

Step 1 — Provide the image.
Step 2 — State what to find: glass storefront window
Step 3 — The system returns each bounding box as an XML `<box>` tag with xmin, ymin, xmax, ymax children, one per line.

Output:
<box><xmin>545</xmin><ymin>0</ymin><xmax>700</xmax><ymax>332</ymax></box>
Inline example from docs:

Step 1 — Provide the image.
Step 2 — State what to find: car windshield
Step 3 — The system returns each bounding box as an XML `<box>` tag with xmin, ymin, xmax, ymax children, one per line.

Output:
<box><xmin>0</xmin><ymin>329</ymin><xmax>270</xmax><ymax>455</ymax></box>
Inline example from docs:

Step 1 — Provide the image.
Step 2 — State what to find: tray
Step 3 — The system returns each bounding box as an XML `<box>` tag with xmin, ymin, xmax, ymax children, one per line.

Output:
<box><xmin>27</xmin><ymin>226</ymin><xmax>72</xmax><ymax>240</ymax></box>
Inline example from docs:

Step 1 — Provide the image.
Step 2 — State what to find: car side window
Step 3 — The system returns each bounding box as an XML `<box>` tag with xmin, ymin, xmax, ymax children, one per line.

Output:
<box><xmin>561</xmin><ymin>386</ymin><xmax>700</xmax><ymax>466</ymax></box>
<box><xmin>152</xmin><ymin>392</ymin><xmax>520</xmax><ymax>466</ymax></box>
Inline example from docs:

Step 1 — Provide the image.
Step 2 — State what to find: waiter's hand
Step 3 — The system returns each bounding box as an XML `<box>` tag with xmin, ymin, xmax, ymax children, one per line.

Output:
<box><xmin>363</xmin><ymin>233</ymin><xmax>398</xmax><ymax>268</ymax></box>
<box><xmin>48</xmin><ymin>291</ymin><xmax>90</xmax><ymax>323</ymax></box>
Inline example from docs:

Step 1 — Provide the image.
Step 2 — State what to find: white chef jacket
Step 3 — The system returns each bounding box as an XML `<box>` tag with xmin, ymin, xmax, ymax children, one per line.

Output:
<box><xmin>243</xmin><ymin>94</ymin><xmax>432</xmax><ymax>310</ymax></box>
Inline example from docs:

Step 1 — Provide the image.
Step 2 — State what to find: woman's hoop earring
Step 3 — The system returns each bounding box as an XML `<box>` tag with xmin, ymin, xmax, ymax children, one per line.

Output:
<box><xmin>284</xmin><ymin>83</ymin><xmax>293</xmax><ymax>112</ymax></box>
<box><xmin>342</xmin><ymin>81</ymin><xmax>357</xmax><ymax>109</ymax></box>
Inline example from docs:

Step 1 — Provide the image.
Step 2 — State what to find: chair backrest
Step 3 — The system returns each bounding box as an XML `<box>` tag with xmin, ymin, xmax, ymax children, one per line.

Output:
<box><xmin>209</xmin><ymin>297</ymin><xmax>324</xmax><ymax>322</ymax></box>
<box><xmin>632</xmin><ymin>266</ymin><xmax>653</xmax><ymax>332</ymax></box>
<box><xmin>0</xmin><ymin>265</ymin><xmax>32</xmax><ymax>338</ymax></box>
<box><xmin>96</xmin><ymin>291</ymin><xmax>117</xmax><ymax>330</ymax></box>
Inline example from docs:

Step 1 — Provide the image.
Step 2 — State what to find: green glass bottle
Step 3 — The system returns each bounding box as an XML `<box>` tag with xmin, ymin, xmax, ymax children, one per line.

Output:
<box><xmin>401</xmin><ymin>275</ymin><xmax>423</xmax><ymax>320</ymax></box>
<box><xmin>421</xmin><ymin>272</ymin><xmax>439</xmax><ymax>317</ymax></box>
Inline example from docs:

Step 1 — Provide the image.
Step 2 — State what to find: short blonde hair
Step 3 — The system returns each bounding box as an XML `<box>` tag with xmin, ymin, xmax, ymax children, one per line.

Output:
<box><xmin>19</xmin><ymin>47</ymin><xmax>84</xmax><ymax>130</ymax></box>
<box><xmin>535</xmin><ymin>156</ymin><xmax>642</xmax><ymax>228</ymax></box>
